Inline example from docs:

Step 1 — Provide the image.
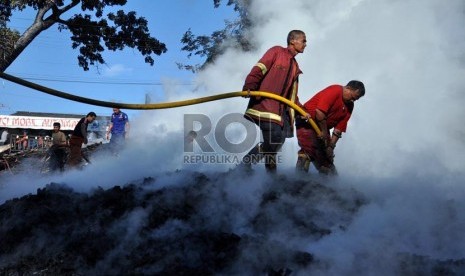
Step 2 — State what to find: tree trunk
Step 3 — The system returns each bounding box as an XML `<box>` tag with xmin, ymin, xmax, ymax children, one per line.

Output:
<box><xmin>0</xmin><ymin>5</ymin><xmax>56</xmax><ymax>72</ymax></box>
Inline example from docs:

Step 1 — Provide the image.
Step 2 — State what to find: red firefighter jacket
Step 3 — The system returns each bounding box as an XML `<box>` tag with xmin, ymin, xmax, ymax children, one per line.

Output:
<box><xmin>242</xmin><ymin>46</ymin><xmax>304</xmax><ymax>132</ymax></box>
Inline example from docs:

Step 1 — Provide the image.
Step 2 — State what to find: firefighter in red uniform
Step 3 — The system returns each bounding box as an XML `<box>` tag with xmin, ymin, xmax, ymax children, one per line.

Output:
<box><xmin>296</xmin><ymin>80</ymin><xmax>365</xmax><ymax>174</ymax></box>
<box><xmin>241</xmin><ymin>30</ymin><xmax>310</xmax><ymax>173</ymax></box>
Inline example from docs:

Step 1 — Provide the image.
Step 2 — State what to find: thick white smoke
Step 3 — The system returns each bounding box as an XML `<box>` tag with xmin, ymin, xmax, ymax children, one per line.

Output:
<box><xmin>206</xmin><ymin>0</ymin><xmax>465</xmax><ymax>178</ymax></box>
<box><xmin>194</xmin><ymin>0</ymin><xmax>465</xmax><ymax>273</ymax></box>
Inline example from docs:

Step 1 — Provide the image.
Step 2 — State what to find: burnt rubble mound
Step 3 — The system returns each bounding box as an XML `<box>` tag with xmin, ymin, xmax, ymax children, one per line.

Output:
<box><xmin>1</xmin><ymin>170</ymin><xmax>464</xmax><ymax>275</ymax></box>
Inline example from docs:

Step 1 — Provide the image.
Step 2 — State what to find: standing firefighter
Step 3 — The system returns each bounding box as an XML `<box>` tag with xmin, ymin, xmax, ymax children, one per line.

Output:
<box><xmin>240</xmin><ymin>30</ymin><xmax>310</xmax><ymax>173</ymax></box>
<box><xmin>296</xmin><ymin>80</ymin><xmax>365</xmax><ymax>174</ymax></box>
<box><xmin>68</xmin><ymin>112</ymin><xmax>96</xmax><ymax>167</ymax></box>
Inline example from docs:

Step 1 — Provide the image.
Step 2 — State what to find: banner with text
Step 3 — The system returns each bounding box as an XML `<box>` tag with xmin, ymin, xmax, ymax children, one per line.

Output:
<box><xmin>0</xmin><ymin>115</ymin><xmax>80</xmax><ymax>130</ymax></box>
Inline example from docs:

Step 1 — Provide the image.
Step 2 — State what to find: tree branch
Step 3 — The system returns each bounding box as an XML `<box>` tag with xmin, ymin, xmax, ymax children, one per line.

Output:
<box><xmin>57</xmin><ymin>0</ymin><xmax>81</xmax><ymax>17</ymax></box>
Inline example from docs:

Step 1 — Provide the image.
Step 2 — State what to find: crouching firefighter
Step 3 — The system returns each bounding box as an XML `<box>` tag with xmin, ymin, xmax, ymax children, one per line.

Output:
<box><xmin>296</xmin><ymin>80</ymin><xmax>365</xmax><ymax>175</ymax></box>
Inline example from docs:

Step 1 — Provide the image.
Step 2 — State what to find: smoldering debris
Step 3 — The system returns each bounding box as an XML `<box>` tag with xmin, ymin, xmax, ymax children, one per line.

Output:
<box><xmin>1</xmin><ymin>170</ymin><xmax>464</xmax><ymax>275</ymax></box>
<box><xmin>0</xmin><ymin>171</ymin><xmax>361</xmax><ymax>275</ymax></box>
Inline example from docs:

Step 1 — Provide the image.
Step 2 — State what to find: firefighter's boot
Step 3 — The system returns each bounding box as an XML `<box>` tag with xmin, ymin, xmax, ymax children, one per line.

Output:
<box><xmin>238</xmin><ymin>143</ymin><xmax>264</xmax><ymax>171</ymax></box>
<box><xmin>296</xmin><ymin>151</ymin><xmax>311</xmax><ymax>173</ymax></box>
<box><xmin>265</xmin><ymin>153</ymin><xmax>277</xmax><ymax>173</ymax></box>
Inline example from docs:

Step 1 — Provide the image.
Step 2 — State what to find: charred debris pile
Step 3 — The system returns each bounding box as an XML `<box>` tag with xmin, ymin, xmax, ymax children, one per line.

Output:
<box><xmin>1</xmin><ymin>171</ymin><xmax>464</xmax><ymax>275</ymax></box>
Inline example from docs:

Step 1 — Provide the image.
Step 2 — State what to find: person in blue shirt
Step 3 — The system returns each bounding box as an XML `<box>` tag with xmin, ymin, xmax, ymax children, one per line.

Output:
<box><xmin>106</xmin><ymin>107</ymin><xmax>129</xmax><ymax>152</ymax></box>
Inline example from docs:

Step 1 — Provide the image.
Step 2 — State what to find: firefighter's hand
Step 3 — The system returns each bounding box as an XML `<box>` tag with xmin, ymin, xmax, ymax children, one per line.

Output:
<box><xmin>302</xmin><ymin>113</ymin><xmax>311</xmax><ymax>121</ymax></box>
<box><xmin>243</xmin><ymin>89</ymin><xmax>261</xmax><ymax>100</ymax></box>
<box><xmin>317</xmin><ymin>134</ymin><xmax>329</xmax><ymax>148</ymax></box>
<box><xmin>326</xmin><ymin>146</ymin><xmax>335</xmax><ymax>163</ymax></box>
<box><xmin>242</xmin><ymin>89</ymin><xmax>252</xmax><ymax>98</ymax></box>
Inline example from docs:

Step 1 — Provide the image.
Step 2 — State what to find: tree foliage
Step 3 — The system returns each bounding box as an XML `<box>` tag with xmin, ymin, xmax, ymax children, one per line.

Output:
<box><xmin>178</xmin><ymin>0</ymin><xmax>253</xmax><ymax>72</ymax></box>
<box><xmin>0</xmin><ymin>0</ymin><xmax>167</xmax><ymax>72</ymax></box>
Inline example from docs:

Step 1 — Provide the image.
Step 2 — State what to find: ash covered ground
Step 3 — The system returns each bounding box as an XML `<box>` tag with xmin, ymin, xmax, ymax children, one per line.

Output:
<box><xmin>1</xmin><ymin>166</ymin><xmax>465</xmax><ymax>275</ymax></box>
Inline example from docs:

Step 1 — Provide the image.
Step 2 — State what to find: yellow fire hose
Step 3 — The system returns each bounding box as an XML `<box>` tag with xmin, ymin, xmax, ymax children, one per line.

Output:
<box><xmin>0</xmin><ymin>72</ymin><xmax>321</xmax><ymax>136</ymax></box>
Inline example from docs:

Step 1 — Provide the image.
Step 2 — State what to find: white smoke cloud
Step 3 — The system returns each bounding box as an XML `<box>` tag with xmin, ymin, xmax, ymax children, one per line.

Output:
<box><xmin>195</xmin><ymin>0</ymin><xmax>465</xmax><ymax>178</ymax></box>
<box><xmin>193</xmin><ymin>0</ymin><xmax>465</xmax><ymax>272</ymax></box>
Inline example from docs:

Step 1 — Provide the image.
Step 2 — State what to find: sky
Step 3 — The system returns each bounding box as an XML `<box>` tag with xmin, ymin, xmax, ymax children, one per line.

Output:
<box><xmin>1</xmin><ymin>1</ymin><xmax>237</xmax><ymax>118</ymax></box>
<box><xmin>1</xmin><ymin>0</ymin><xmax>465</xmax><ymax>274</ymax></box>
